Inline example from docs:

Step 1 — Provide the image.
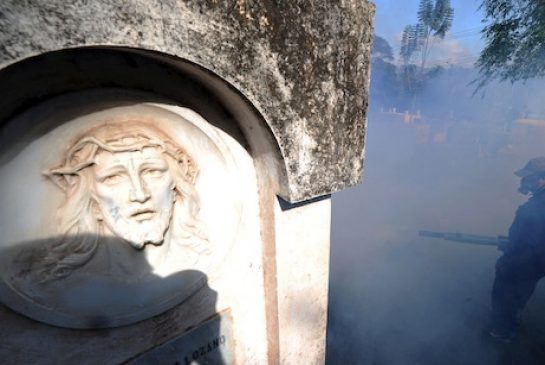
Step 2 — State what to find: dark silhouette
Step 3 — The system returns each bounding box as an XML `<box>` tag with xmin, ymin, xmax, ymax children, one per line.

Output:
<box><xmin>0</xmin><ymin>234</ymin><xmax>225</xmax><ymax>364</ymax></box>
<box><xmin>490</xmin><ymin>157</ymin><xmax>545</xmax><ymax>341</ymax></box>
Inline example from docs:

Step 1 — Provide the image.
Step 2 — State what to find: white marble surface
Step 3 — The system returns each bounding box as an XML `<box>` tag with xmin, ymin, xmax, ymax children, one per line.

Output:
<box><xmin>0</xmin><ymin>89</ymin><xmax>333</xmax><ymax>365</ymax></box>
<box><xmin>0</xmin><ymin>99</ymin><xmax>244</xmax><ymax>328</ymax></box>
<box><xmin>275</xmin><ymin>197</ymin><xmax>332</xmax><ymax>364</ymax></box>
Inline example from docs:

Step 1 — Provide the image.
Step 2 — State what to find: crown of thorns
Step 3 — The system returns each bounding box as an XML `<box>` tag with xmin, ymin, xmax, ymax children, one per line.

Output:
<box><xmin>45</xmin><ymin>123</ymin><xmax>198</xmax><ymax>192</ymax></box>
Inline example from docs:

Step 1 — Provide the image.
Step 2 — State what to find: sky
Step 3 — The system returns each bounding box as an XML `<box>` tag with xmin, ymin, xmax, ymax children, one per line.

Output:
<box><xmin>372</xmin><ymin>0</ymin><xmax>485</xmax><ymax>68</ymax></box>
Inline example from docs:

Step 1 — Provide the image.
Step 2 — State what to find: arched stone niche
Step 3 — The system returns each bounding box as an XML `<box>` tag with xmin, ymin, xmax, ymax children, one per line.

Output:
<box><xmin>0</xmin><ymin>47</ymin><xmax>288</xmax><ymax>200</ymax></box>
<box><xmin>0</xmin><ymin>0</ymin><xmax>374</xmax><ymax>203</ymax></box>
<box><xmin>0</xmin><ymin>48</ymin><xmax>296</xmax><ymax>364</ymax></box>
<box><xmin>0</xmin><ymin>0</ymin><xmax>375</xmax><ymax>362</ymax></box>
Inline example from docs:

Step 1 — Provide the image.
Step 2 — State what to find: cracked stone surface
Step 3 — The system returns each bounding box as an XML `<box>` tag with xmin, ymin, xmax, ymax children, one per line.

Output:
<box><xmin>0</xmin><ymin>0</ymin><xmax>374</xmax><ymax>202</ymax></box>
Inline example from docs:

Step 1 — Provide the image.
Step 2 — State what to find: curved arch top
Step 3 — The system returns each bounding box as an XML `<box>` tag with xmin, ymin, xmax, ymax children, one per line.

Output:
<box><xmin>0</xmin><ymin>0</ymin><xmax>374</xmax><ymax>202</ymax></box>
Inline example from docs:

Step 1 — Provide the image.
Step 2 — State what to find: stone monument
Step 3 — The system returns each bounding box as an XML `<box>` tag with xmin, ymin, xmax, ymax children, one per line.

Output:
<box><xmin>0</xmin><ymin>1</ymin><xmax>374</xmax><ymax>364</ymax></box>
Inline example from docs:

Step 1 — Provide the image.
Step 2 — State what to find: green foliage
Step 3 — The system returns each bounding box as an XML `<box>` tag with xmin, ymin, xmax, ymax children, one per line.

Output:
<box><xmin>476</xmin><ymin>0</ymin><xmax>545</xmax><ymax>87</ymax></box>
<box><xmin>399</xmin><ymin>0</ymin><xmax>454</xmax><ymax>99</ymax></box>
<box><xmin>400</xmin><ymin>0</ymin><xmax>454</xmax><ymax>63</ymax></box>
<box><xmin>426</xmin><ymin>65</ymin><xmax>445</xmax><ymax>79</ymax></box>
<box><xmin>418</xmin><ymin>0</ymin><xmax>454</xmax><ymax>38</ymax></box>
<box><xmin>369</xmin><ymin>33</ymin><xmax>446</xmax><ymax>111</ymax></box>
<box><xmin>370</xmin><ymin>35</ymin><xmax>400</xmax><ymax>109</ymax></box>
<box><xmin>400</xmin><ymin>24</ymin><xmax>424</xmax><ymax>64</ymax></box>
<box><xmin>372</xmin><ymin>34</ymin><xmax>394</xmax><ymax>61</ymax></box>
<box><xmin>400</xmin><ymin>64</ymin><xmax>425</xmax><ymax>96</ymax></box>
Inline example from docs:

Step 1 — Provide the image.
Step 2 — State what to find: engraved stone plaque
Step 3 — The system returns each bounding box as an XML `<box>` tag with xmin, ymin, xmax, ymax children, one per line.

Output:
<box><xmin>0</xmin><ymin>93</ymin><xmax>243</xmax><ymax>329</ymax></box>
<box><xmin>127</xmin><ymin>311</ymin><xmax>234</xmax><ymax>365</ymax></box>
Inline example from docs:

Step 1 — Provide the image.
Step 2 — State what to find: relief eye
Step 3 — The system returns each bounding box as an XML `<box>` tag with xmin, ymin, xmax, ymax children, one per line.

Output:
<box><xmin>144</xmin><ymin>168</ymin><xmax>166</xmax><ymax>177</ymax></box>
<box><xmin>101</xmin><ymin>174</ymin><xmax>125</xmax><ymax>184</ymax></box>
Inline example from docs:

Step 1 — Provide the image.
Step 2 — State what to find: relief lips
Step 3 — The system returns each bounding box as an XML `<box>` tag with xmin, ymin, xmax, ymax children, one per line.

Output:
<box><xmin>130</xmin><ymin>209</ymin><xmax>156</xmax><ymax>221</ymax></box>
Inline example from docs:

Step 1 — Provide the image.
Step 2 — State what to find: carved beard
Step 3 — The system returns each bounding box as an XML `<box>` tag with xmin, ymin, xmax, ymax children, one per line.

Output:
<box><xmin>95</xmin><ymin>193</ymin><xmax>176</xmax><ymax>250</ymax></box>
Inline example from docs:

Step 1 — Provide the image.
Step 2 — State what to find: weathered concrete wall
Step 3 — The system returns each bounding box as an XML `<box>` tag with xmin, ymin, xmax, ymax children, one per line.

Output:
<box><xmin>0</xmin><ymin>0</ymin><xmax>374</xmax><ymax>202</ymax></box>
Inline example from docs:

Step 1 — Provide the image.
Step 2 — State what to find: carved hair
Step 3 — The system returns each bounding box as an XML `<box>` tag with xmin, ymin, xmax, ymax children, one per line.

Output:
<box><xmin>40</xmin><ymin>122</ymin><xmax>209</xmax><ymax>281</ymax></box>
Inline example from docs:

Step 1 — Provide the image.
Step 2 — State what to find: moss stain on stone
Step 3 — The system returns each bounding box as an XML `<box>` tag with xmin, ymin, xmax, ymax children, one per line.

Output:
<box><xmin>0</xmin><ymin>0</ymin><xmax>374</xmax><ymax>202</ymax></box>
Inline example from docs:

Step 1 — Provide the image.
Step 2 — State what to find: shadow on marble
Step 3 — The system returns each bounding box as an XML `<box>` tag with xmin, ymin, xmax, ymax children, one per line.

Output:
<box><xmin>0</xmin><ymin>234</ymin><xmax>225</xmax><ymax>365</ymax></box>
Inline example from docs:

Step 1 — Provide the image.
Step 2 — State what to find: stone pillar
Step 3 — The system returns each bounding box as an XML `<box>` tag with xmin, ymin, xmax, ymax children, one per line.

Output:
<box><xmin>0</xmin><ymin>1</ymin><xmax>374</xmax><ymax>364</ymax></box>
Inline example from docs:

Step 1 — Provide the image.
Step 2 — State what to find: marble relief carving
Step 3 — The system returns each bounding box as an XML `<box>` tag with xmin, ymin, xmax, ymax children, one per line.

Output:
<box><xmin>0</xmin><ymin>102</ymin><xmax>241</xmax><ymax>329</ymax></box>
<box><xmin>42</xmin><ymin>122</ymin><xmax>209</xmax><ymax>282</ymax></box>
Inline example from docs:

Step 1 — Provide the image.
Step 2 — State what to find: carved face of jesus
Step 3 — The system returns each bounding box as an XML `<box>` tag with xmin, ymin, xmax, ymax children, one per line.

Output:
<box><xmin>92</xmin><ymin>147</ymin><xmax>176</xmax><ymax>249</ymax></box>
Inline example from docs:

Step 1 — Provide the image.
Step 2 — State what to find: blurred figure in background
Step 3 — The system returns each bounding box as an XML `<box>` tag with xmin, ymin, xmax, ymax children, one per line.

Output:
<box><xmin>490</xmin><ymin>157</ymin><xmax>545</xmax><ymax>341</ymax></box>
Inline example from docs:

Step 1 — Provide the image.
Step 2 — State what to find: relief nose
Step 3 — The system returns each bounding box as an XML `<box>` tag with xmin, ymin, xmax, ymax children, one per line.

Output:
<box><xmin>129</xmin><ymin>174</ymin><xmax>150</xmax><ymax>203</ymax></box>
